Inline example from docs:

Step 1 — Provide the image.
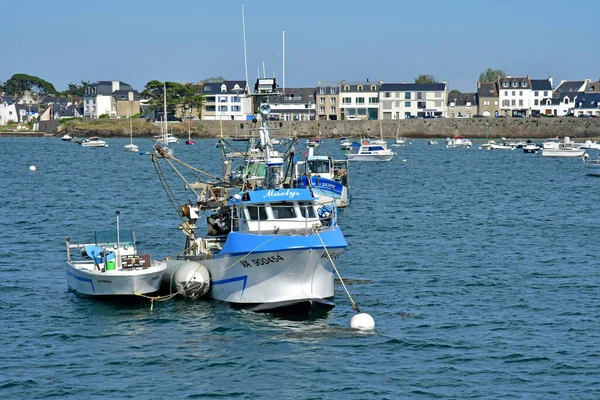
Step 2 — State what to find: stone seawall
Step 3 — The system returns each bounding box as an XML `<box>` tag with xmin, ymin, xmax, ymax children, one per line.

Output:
<box><xmin>39</xmin><ymin>118</ymin><xmax>600</xmax><ymax>140</ymax></box>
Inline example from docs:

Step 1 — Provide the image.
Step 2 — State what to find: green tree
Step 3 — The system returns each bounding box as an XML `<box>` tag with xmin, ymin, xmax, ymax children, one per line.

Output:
<box><xmin>179</xmin><ymin>83</ymin><xmax>205</xmax><ymax>120</ymax></box>
<box><xmin>449</xmin><ymin>89</ymin><xmax>462</xmax><ymax>98</ymax></box>
<box><xmin>414</xmin><ymin>74</ymin><xmax>438</xmax><ymax>84</ymax></box>
<box><xmin>479</xmin><ymin>68</ymin><xmax>506</xmax><ymax>83</ymax></box>
<box><xmin>200</xmin><ymin>76</ymin><xmax>225</xmax><ymax>83</ymax></box>
<box><xmin>3</xmin><ymin>73</ymin><xmax>57</xmax><ymax>96</ymax></box>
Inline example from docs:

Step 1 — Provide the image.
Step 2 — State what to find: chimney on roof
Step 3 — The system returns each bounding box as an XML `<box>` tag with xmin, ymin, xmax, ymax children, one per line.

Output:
<box><xmin>477</xmin><ymin>81</ymin><xmax>481</xmax><ymax>89</ymax></box>
<box><xmin>403</xmin><ymin>80</ymin><xmax>406</xmax><ymax>84</ymax></box>
<box><xmin>442</xmin><ymin>80</ymin><xmax>446</xmax><ymax>84</ymax></box>
<box><xmin>379</xmin><ymin>78</ymin><xmax>384</xmax><ymax>84</ymax></box>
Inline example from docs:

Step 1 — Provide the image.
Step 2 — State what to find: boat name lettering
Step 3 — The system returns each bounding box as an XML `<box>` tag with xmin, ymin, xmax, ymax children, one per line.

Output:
<box><xmin>240</xmin><ymin>255</ymin><xmax>284</xmax><ymax>268</ymax></box>
<box><xmin>321</xmin><ymin>251</ymin><xmax>342</xmax><ymax>259</ymax></box>
<box><xmin>265</xmin><ymin>189</ymin><xmax>300</xmax><ymax>199</ymax></box>
<box><xmin>96</xmin><ymin>279</ymin><xmax>112</xmax><ymax>283</ymax></box>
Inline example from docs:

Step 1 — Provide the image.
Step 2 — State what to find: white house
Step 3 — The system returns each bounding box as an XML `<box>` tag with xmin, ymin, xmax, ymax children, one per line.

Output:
<box><xmin>0</xmin><ymin>101</ymin><xmax>17</xmax><ymax>125</ymax></box>
<box><xmin>201</xmin><ymin>80</ymin><xmax>251</xmax><ymax>121</ymax></box>
<box><xmin>379</xmin><ymin>82</ymin><xmax>448</xmax><ymax>119</ymax></box>
<box><xmin>83</xmin><ymin>81</ymin><xmax>135</xmax><ymax>118</ymax></box>
<box><xmin>498</xmin><ymin>76</ymin><xmax>531</xmax><ymax>116</ymax></box>
<box><xmin>268</xmin><ymin>87</ymin><xmax>316</xmax><ymax>121</ymax></box>
<box><xmin>339</xmin><ymin>80</ymin><xmax>381</xmax><ymax>120</ymax></box>
<box><xmin>529</xmin><ymin>78</ymin><xmax>553</xmax><ymax>115</ymax></box>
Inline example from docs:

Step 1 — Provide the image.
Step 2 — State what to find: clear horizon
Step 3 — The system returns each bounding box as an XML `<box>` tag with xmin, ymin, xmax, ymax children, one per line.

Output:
<box><xmin>2</xmin><ymin>0</ymin><xmax>598</xmax><ymax>93</ymax></box>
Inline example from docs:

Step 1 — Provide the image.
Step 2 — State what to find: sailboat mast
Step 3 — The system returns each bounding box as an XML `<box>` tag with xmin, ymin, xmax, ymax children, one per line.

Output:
<box><xmin>242</xmin><ymin>3</ymin><xmax>249</xmax><ymax>93</ymax></box>
<box><xmin>163</xmin><ymin>81</ymin><xmax>168</xmax><ymax>139</ymax></box>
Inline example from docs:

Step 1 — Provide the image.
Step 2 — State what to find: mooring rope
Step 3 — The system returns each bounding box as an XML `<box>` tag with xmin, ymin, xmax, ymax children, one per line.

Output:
<box><xmin>314</xmin><ymin>229</ymin><xmax>360</xmax><ymax>313</ymax></box>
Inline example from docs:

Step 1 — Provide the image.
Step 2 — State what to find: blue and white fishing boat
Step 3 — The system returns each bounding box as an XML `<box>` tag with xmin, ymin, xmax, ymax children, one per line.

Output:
<box><xmin>152</xmin><ymin>78</ymin><xmax>348</xmax><ymax>314</ymax></box>
<box><xmin>296</xmin><ymin>145</ymin><xmax>350</xmax><ymax>208</ymax></box>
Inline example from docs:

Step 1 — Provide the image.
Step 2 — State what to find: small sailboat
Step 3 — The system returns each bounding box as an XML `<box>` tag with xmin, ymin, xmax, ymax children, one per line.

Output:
<box><xmin>124</xmin><ymin>112</ymin><xmax>139</xmax><ymax>152</ymax></box>
<box><xmin>185</xmin><ymin>126</ymin><xmax>195</xmax><ymax>145</ymax></box>
<box><xmin>394</xmin><ymin>124</ymin><xmax>407</xmax><ymax>146</ymax></box>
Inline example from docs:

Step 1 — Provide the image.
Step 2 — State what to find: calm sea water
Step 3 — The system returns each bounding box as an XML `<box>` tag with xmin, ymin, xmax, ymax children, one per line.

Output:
<box><xmin>1</xmin><ymin>137</ymin><xmax>599</xmax><ymax>399</ymax></box>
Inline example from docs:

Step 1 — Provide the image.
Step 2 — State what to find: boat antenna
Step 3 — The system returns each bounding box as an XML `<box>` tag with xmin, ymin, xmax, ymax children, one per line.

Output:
<box><xmin>115</xmin><ymin>210</ymin><xmax>120</xmax><ymax>265</ymax></box>
<box><xmin>262</xmin><ymin>60</ymin><xmax>266</xmax><ymax>78</ymax></box>
<box><xmin>282</xmin><ymin>29</ymin><xmax>285</xmax><ymax>95</ymax></box>
<box><xmin>241</xmin><ymin>3</ymin><xmax>249</xmax><ymax>93</ymax></box>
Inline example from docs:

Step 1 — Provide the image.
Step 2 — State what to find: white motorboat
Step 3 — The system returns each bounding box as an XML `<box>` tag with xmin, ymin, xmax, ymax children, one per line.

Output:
<box><xmin>346</xmin><ymin>139</ymin><xmax>394</xmax><ymax>162</ymax></box>
<box><xmin>81</xmin><ymin>137</ymin><xmax>108</xmax><ymax>147</ymax></box>
<box><xmin>65</xmin><ymin>212</ymin><xmax>166</xmax><ymax>296</ymax></box>
<box><xmin>483</xmin><ymin>141</ymin><xmax>515</xmax><ymax>150</ymax></box>
<box><xmin>578</xmin><ymin>140</ymin><xmax>600</xmax><ymax>150</ymax></box>
<box><xmin>61</xmin><ymin>134</ymin><xmax>72</xmax><ymax>141</ymax></box>
<box><xmin>428</xmin><ymin>140</ymin><xmax>438</xmax><ymax>145</ymax></box>
<box><xmin>523</xmin><ymin>143</ymin><xmax>541</xmax><ymax>153</ymax></box>
<box><xmin>151</xmin><ymin>79</ymin><xmax>349</xmax><ymax>315</ymax></box>
<box><xmin>446</xmin><ymin>135</ymin><xmax>472</xmax><ymax>148</ymax></box>
<box><xmin>583</xmin><ymin>153</ymin><xmax>600</xmax><ymax>176</ymax></box>
<box><xmin>541</xmin><ymin>137</ymin><xmax>585</xmax><ymax>157</ymax></box>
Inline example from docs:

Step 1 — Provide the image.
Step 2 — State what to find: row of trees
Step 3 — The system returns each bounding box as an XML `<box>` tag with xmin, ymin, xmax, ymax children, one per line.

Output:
<box><xmin>413</xmin><ymin>69</ymin><xmax>506</xmax><ymax>97</ymax></box>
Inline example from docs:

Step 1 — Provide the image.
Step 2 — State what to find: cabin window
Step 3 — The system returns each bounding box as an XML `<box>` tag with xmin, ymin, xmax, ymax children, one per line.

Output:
<box><xmin>272</xmin><ymin>203</ymin><xmax>296</xmax><ymax>219</ymax></box>
<box><xmin>246</xmin><ymin>206</ymin><xmax>268</xmax><ymax>221</ymax></box>
<box><xmin>308</xmin><ymin>160</ymin><xmax>330</xmax><ymax>174</ymax></box>
<box><xmin>298</xmin><ymin>202</ymin><xmax>316</xmax><ymax>218</ymax></box>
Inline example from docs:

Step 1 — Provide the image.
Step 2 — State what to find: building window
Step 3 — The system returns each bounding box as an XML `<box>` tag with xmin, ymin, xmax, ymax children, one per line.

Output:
<box><xmin>385</xmin><ymin>92</ymin><xmax>391</xmax><ymax>98</ymax></box>
<box><xmin>494</xmin><ymin>100</ymin><xmax>498</xmax><ymax>105</ymax></box>
<box><xmin>356</xmin><ymin>98</ymin><xmax>365</xmax><ymax>104</ymax></box>
<box><xmin>369</xmin><ymin>97</ymin><xmax>378</xmax><ymax>104</ymax></box>
<box><xmin>330</xmin><ymin>97</ymin><xmax>336</xmax><ymax>104</ymax></box>
<box><xmin>319</xmin><ymin>106</ymin><xmax>325</xmax><ymax>114</ymax></box>
<box><xmin>519</xmin><ymin>99</ymin><xmax>523</xmax><ymax>106</ymax></box>
<box><xmin>504</xmin><ymin>91</ymin><xmax>508</xmax><ymax>96</ymax></box>
<box><xmin>319</xmin><ymin>98</ymin><xmax>325</xmax><ymax>105</ymax></box>
<box><xmin>357</xmin><ymin>108</ymin><xmax>367</xmax><ymax>116</ymax></box>
<box><xmin>503</xmin><ymin>82</ymin><xmax>509</xmax><ymax>88</ymax></box>
<box><xmin>502</xmin><ymin>100</ymin><xmax>509</xmax><ymax>107</ymax></box>
<box><xmin>435</xmin><ymin>101</ymin><xmax>442</xmax><ymax>107</ymax></box>
<box><xmin>512</xmin><ymin>91</ymin><xmax>515</xmax><ymax>96</ymax></box>
<box><xmin>466</xmin><ymin>102</ymin><xmax>471</xmax><ymax>107</ymax></box>
<box><xmin>357</xmin><ymin>85</ymin><xmax>363</xmax><ymax>92</ymax></box>
<box><xmin>534</xmin><ymin>91</ymin><xmax>539</xmax><ymax>97</ymax></box>
<box><xmin>534</xmin><ymin>99</ymin><xmax>539</xmax><ymax>106</ymax></box>
<box><xmin>330</xmin><ymin>88</ymin><xmax>336</xmax><ymax>94</ymax></box>
<box><xmin>519</xmin><ymin>91</ymin><xmax>523</xmax><ymax>96</ymax></box>
<box><xmin>544</xmin><ymin>91</ymin><xmax>548</xmax><ymax>96</ymax></box>
<box><xmin>370</xmin><ymin>85</ymin><xmax>377</xmax><ymax>91</ymax></box>
<box><xmin>405</xmin><ymin>92</ymin><xmax>411</xmax><ymax>100</ymax></box>
<box><xmin>512</xmin><ymin>82</ymin><xmax>518</xmax><ymax>87</ymax></box>
<box><xmin>521</xmin><ymin>82</ymin><xmax>527</xmax><ymax>87</ymax></box>
<box><xmin>344</xmin><ymin>85</ymin><xmax>350</xmax><ymax>92</ymax></box>
<box><xmin>218</xmin><ymin>105</ymin><xmax>228</xmax><ymax>111</ymax></box>
<box><xmin>319</xmin><ymin>88</ymin><xmax>325</xmax><ymax>94</ymax></box>
<box><xmin>449</xmin><ymin>102</ymin><xmax>455</xmax><ymax>107</ymax></box>
<box><xmin>511</xmin><ymin>100</ymin><xmax>515</xmax><ymax>106</ymax></box>
<box><xmin>342</xmin><ymin>97</ymin><xmax>351</xmax><ymax>104</ymax></box>
<box><xmin>231</xmin><ymin>105</ymin><xmax>241</xmax><ymax>112</ymax></box>
<box><xmin>435</xmin><ymin>92</ymin><xmax>441</xmax><ymax>98</ymax></box>
<box><xmin>484</xmin><ymin>100</ymin><xmax>490</xmax><ymax>106</ymax></box>
<box><xmin>231</xmin><ymin>96</ymin><xmax>240</xmax><ymax>103</ymax></box>
<box><xmin>330</xmin><ymin>106</ymin><xmax>336</xmax><ymax>114</ymax></box>
<box><xmin>218</xmin><ymin>96</ymin><xmax>227</xmax><ymax>102</ymax></box>
<box><xmin>405</xmin><ymin>101</ymin><xmax>411</xmax><ymax>107</ymax></box>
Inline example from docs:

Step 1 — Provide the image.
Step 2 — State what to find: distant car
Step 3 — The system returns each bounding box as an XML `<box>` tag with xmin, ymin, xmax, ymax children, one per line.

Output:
<box><xmin>346</xmin><ymin>116</ymin><xmax>359</xmax><ymax>121</ymax></box>
<box><xmin>473</xmin><ymin>115</ymin><xmax>485</xmax><ymax>118</ymax></box>
<box><xmin>406</xmin><ymin>115</ymin><xmax>418</xmax><ymax>119</ymax></box>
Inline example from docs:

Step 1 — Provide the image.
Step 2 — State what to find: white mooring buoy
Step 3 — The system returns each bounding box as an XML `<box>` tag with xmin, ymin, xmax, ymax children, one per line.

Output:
<box><xmin>350</xmin><ymin>313</ymin><xmax>375</xmax><ymax>330</ymax></box>
<box><xmin>29</xmin><ymin>165</ymin><xmax>37</xmax><ymax>171</ymax></box>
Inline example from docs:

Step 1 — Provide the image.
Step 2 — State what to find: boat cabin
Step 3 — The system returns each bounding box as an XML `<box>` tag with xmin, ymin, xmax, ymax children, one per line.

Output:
<box><xmin>229</xmin><ymin>189</ymin><xmax>332</xmax><ymax>234</ymax></box>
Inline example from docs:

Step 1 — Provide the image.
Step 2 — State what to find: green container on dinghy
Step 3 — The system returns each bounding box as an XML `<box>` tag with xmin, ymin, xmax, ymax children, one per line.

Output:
<box><xmin>106</xmin><ymin>260</ymin><xmax>115</xmax><ymax>271</ymax></box>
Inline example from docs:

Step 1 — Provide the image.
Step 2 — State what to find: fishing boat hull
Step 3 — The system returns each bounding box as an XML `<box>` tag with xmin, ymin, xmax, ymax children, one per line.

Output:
<box><xmin>168</xmin><ymin>228</ymin><xmax>346</xmax><ymax>314</ymax></box>
<box><xmin>66</xmin><ymin>261</ymin><xmax>166</xmax><ymax>296</ymax></box>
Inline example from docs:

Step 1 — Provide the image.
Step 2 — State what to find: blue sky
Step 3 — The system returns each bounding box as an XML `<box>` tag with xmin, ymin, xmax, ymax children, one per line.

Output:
<box><xmin>2</xmin><ymin>0</ymin><xmax>598</xmax><ymax>93</ymax></box>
